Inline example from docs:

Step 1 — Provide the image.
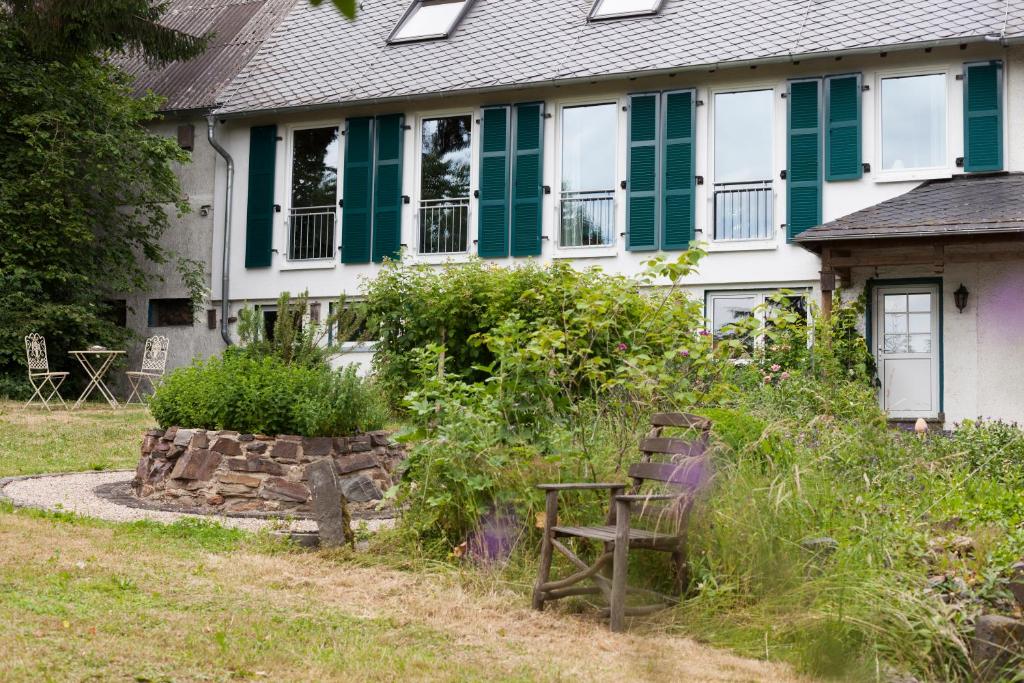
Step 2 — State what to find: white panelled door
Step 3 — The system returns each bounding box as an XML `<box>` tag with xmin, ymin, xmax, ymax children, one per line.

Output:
<box><xmin>874</xmin><ymin>285</ymin><xmax>940</xmax><ymax>419</ymax></box>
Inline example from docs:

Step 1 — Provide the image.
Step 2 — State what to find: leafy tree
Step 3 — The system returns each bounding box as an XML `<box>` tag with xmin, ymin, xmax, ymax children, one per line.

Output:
<box><xmin>0</xmin><ymin>6</ymin><xmax>202</xmax><ymax>396</ymax></box>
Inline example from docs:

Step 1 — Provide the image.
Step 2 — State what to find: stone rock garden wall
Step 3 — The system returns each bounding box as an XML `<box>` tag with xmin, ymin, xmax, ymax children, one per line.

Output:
<box><xmin>133</xmin><ymin>427</ymin><xmax>407</xmax><ymax>516</ymax></box>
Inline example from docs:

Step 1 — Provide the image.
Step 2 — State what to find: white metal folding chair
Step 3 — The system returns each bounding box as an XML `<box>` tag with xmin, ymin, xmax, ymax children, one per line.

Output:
<box><xmin>125</xmin><ymin>335</ymin><xmax>169</xmax><ymax>404</ymax></box>
<box><xmin>24</xmin><ymin>333</ymin><xmax>69</xmax><ymax>410</ymax></box>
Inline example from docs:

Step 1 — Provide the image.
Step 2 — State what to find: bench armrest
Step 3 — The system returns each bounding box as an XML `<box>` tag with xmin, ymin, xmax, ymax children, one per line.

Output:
<box><xmin>536</xmin><ymin>483</ymin><xmax>627</xmax><ymax>491</ymax></box>
<box><xmin>614</xmin><ymin>493</ymin><xmax>680</xmax><ymax>502</ymax></box>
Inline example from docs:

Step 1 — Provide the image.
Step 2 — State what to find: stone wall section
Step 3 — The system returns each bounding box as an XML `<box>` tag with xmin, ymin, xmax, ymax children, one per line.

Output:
<box><xmin>133</xmin><ymin>427</ymin><xmax>407</xmax><ymax>516</ymax></box>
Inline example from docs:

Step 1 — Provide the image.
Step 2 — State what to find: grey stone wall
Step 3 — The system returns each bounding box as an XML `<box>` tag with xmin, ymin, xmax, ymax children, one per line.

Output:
<box><xmin>133</xmin><ymin>427</ymin><xmax>407</xmax><ymax>516</ymax></box>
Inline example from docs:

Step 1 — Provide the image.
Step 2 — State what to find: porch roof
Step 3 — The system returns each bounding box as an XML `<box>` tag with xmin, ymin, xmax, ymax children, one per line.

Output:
<box><xmin>795</xmin><ymin>173</ymin><xmax>1024</xmax><ymax>250</ymax></box>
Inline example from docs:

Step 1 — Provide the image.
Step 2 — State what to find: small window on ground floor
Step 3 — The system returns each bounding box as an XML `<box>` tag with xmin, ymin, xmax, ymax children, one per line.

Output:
<box><xmin>707</xmin><ymin>290</ymin><xmax>808</xmax><ymax>351</ymax></box>
<box><xmin>148</xmin><ymin>298</ymin><xmax>193</xmax><ymax>327</ymax></box>
<box><xmin>328</xmin><ymin>300</ymin><xmax>375</xmax><ymax>345</ymax></box>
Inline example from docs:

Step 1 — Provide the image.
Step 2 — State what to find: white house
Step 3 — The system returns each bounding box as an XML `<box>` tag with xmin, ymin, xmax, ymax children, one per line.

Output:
<box><xmin>132</xmin><ymin>0</ymin><xmax>1024</xmax><ymax>426</ymax></box>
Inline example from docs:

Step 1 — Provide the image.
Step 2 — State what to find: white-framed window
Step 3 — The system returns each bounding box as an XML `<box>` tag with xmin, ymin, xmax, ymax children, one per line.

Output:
<box><xmin>558</xmin><ymin>102</ymin><xmax>618</xmax><ymax>248</ymax></box>
<box><xmin>878</xmin><ymin>72</ymin><xmax>948</xmax><ymax>174</ymax></box>
<box><xmin>416</xmin><ymin>114</ymin><xmax>472</xmax><ymax>254</ymax></box>
<box><xmin>711</xmin><ymin>89</ymin><xmax>774</xmax><ymax>241</ymax></box>
<box><xmin>589</xmin><ymin>0</ymin><xmax>665</xmax><ymax>20</ymax></box>
<box><xmin>707</xmin><ymin>290</ymin><xmax>809</xmax><ymax>350</ymax></box>
<box><xmin>327</xmin><ymin>300</ymin><xmax>376</xmax><ymax>350</ymax></box>
<box><xmin>285</xmin><ymin>125</ymin><xmax>339</xmax><ymax>261</ymax></box>
<box><xmin>389</xmin><ymin>0</ymin><xmax>473</xmax><ymax>43</ymax></box>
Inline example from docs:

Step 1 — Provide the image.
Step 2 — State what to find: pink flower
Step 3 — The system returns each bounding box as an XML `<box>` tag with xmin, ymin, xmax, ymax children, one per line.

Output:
<box><xmin>763</xmin><ymin>374</ymin><xmax>773</xmax><ymax>383</ymax></box>
<box><xmin>617</xmin><ymin>343</ymin><xmax>628</xmax><ymax>352</ymax></box>
<box><xmin>679</xmin><ymin>349</ymin><xmax>690</xmax><ymax>357</ymax></box>
<box><xmin>698</xmin><ymin>329</ymin><xmax>711</xmax><ymax>337</ymax></box>
<box><xmin>770</xmin><ymin>364</ymin><xmax>781</xmax><ymax>372</ymax></box>
<box><xmin>780</xmin><ymin>371</ymin><xmax>790</xmax><ymax>380</ymax></box>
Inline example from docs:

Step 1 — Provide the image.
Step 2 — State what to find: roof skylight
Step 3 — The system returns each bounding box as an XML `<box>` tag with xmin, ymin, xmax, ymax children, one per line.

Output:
<box><xmin>589</xmin><ymin>0</ymin><xmax>665</xmax><ymax>20</ymax></box>
<box><xmin>389</xmin><ymin>0</ymin><xmax>472</xmax><ymax>43</ymax></box>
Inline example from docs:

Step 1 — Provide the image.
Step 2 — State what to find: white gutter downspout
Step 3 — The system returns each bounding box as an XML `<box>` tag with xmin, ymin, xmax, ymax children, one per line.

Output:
<box><xmin>207</xmin><ymin>116</ymin><xmax>234</xmax><ymax>346</ymax></box>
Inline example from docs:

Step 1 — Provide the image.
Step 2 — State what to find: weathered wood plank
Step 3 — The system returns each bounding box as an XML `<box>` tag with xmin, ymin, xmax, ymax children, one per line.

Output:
<box><xmin>650</xmin><ymin>412</ymin><xmax>711</xmax><ymax>429</ymax></box>
<box><xmin>640</xmin><ymin>437</ymin><xmax>707</xmax><ymax>457</ymax></box>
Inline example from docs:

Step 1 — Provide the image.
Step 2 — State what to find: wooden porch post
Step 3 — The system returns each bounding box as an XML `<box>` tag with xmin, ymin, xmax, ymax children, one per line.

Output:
<box><xmin>820</xmin><ymin>248</ymin><xmax>835</xmax><ymax>321</ymax></box>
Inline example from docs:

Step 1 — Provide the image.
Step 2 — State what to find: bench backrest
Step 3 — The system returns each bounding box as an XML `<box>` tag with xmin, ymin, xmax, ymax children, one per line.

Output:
<box><xmin>626</xmin><ymin>412</ymin><xmax>712</xmax><ymax>527</ymax></box>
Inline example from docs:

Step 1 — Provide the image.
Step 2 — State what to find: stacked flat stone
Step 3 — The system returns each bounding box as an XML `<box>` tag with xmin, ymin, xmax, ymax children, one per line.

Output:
<box><xmin>133</xmin><ymin>427</ymin><xmax>406</xmax><ymax>516</ymax></box>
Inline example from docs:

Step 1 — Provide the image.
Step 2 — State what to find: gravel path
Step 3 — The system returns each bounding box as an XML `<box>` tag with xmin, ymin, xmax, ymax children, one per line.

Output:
<box><xmin>0</xmin><ymin>470</ymin><xmax>392</xmax><ymax>534</ymax></box>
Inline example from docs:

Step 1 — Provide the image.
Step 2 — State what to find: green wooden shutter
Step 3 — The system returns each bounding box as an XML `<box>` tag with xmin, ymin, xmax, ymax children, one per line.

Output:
<box><xmin>244</xmin><ymin>124</ymin><xmax>277</xmax><ymax>268</ymax></box>
<box><xmin>478</xmin><ymin>106</ymin><xmax>511</xmax><ymax>258</ymax></box>
<box><xmin>627</xmin><ymin>93</ymin><xmax>659</xmax><ymax>251</ymax></box>
<box><xmin>510</xmin><ymin>102</ymin><xmax>544</xmax><ymax>257</ymax></box>
<box><xmin>964</xmin><ymin>60</ymin><xmax>1003</xmax><ymax>172</ymax></box>
<box><xmin>341</xmin><ymin>117</ymin><xmax>373</xmax><ymax>264</ymax></box>
<box><xmin>661</xmin><ymin>90</ymin><xmax>695</xmax><ymax>250</ymax></box>
<box><xmin>787</xmin><ymin>79</ymin><xmax>822</xmax><ymax>240</ymax></box>
<box><xmin>371</xmin><ymin>114</ymin><xmax>404</xmax><ymax>263</ymax></box>
<box><xmin>824</xmin><ymin>74</ymin><xmax>861</xmax><ymax>181</ymax></box>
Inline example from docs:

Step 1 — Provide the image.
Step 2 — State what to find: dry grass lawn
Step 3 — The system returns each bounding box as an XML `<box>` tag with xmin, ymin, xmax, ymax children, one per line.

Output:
<box><xmin>0</xmin><ymin>402</ymin><xmax>807</xmax><ymax>681</ymax></box>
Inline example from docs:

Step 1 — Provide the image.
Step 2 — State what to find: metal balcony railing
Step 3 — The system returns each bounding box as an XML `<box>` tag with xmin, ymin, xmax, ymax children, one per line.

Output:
<box><xmin>418</xmin><ymin>197</ymin><xmax>469</xmax><ymax>254</ymax></box>
<box><xmin>713</xmin><ymin>180</ymin><xmax>774</xmax><ymax>241</ymax></box>
<box><xmin>288</xmin><ymin>206</ymin><xmax>336</xmax><ymax>261</ymax></box>
<box><xmin>559</xmin><ymin>190</ymin><xmax>615</xmax><ymax>247</ymax></box>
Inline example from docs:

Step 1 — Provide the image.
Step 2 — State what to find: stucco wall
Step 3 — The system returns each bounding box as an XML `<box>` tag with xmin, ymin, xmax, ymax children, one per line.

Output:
<box><xmin>124</xmin><ymin>116</ymin><xmax>225</xmax><ymax>378</ymax></box>
<box><xmin>845</xmin><ymin>256</ymin><xmax>1024</xmax><ymax>426</ymax></box>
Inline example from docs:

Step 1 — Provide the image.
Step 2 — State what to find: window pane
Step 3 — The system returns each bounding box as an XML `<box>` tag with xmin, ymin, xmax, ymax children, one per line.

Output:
<box><xmin>593</xmin><ymin>0</ymin><xmax>660</xmax><ymax>17</ymax></box>
<box><xmin>560</xmin><ymin>103</ymin><xmax>616</xmax><ymax>247</ymax></box>
<box><xmin>421</xmin><ymin>116</ymin><xmax>471</xmax><ymax>200</ymax></box>
<box><xmin>881</xmin><ymin>74</ymin><xmax>946</xmax><ymax>171</ymax></box>
<box><xmin>712</xmin><ymin>295</ymin><xmax>758</xmax><ymax>338</ymax></box>
<box><xmin>393</xmin><ymin>0</ymin><xmax>467</xmax><ymax>40</ymax></box>
<box><xmin>714</xmin><ymin>90</ymin><xmax>773</xmax><ymax>183</ymax></box>
<box><xmin>291</xmin><ymin>127</ymin><xmax>338</xmax><ymax>208</ymax></box>
<box><xmin>561</xmin><ymin>104</ymin><xmax>616</xmax><ymax>192</ymax></box>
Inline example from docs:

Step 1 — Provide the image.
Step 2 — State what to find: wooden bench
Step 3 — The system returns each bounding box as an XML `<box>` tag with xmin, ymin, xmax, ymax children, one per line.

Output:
<box><xmin>532</xmin><ymin>412</ymin><xmax>712</xmax><ymax>631</ymax></box>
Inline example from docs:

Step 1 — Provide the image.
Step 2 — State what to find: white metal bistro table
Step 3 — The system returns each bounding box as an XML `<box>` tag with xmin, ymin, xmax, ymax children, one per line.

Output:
<box><xmin>69</xmin><ymin>348</ymin><xmax>125</xmax><ymax>409</ymax></box>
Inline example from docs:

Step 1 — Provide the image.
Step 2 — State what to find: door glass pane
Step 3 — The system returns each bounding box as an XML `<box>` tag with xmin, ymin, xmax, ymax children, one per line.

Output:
<box><xmin>881</xmin><ymin>74</ymin><xmax>946</xmax><ymax>171</ymax></box>
<box><xmin>419</xmin><ymin>115</ymin><xmax>471</xmax><ymax>254</ymax></box>
<box><xmin>884</xmin><ymin>294</ymin><xmax>906</xmax><ymax>312</ymax></box>
<box><xmin>908</xmin><ymin>293</ymin><xmax>931</xmax><ymax>312</ymax></box>
<box><xmin>908</xmin><ymin>313</ymin><xmax>930</xmax><ymax>334</ymax></box>
<box><xmin>884</xmin><ymin>313</ymin><xmax>907</xmax><ymax>334</ymax></box>
<box><xmin>884</xmin><ymin>335</ymin><xmax>909</xmax><ymax>353</ymax></box>
<box><xmin>560</xmin><ymin>103</ymin><xmax>616</xmax><ymax>247</ymax></box>
<box><xmin>909</xmin><ymin>335</ymin><xmax>932</xmax><ymax>353</ymax></box>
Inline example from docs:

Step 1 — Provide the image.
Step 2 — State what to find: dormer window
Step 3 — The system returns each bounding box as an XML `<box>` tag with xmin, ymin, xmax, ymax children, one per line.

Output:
<box><xmin>389</xmin><ymin>0</ymin><xmax>473</xmax><ymax>43</ymax></box>
<box><xmin>589</xmin><ymin>0</ymin><xmax>664</xmax><ymax>20</ymax></box>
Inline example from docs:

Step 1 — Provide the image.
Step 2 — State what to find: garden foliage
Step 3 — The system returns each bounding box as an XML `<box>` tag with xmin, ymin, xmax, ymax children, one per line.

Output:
<box><xmin>151</xmin><ymin>293</ymin><xmax>386</xmax><ymax>437</ymax></box>
<box><xmin>377</xmin><ymin>253</ymin><xmax>1024</xmax><ymax>680</ymax></box>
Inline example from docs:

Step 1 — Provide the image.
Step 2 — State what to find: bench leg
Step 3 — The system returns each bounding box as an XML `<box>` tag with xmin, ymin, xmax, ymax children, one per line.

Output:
<box><xmin>532</xmin><ymin>490</ymin><xmax>558</xmax><ymax>610</ymax></box>
<box><xmin>609</xmin><ymin>499</ymin><xmax>630</xmax><ymax>632</ymax></box>
<box><xmin>671</xmin><ymin>546</ymin><xmax>688</xmax><ymax>596</ymax></box>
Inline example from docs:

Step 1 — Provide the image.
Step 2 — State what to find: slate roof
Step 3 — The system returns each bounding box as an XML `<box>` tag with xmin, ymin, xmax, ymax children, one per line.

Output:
<box><xmin>795</xmin><ymin>174</ymin><xmax>1024</xmax><ymax>246</ymax></box>
<box><xmin>115</xmin><ymin>0</ymin><xmax>296</xmax><ymax>113</ymax></box>
<box><xmin>216</xmin><ymin>0</ymin><xmax>1024</xmax><ymax>115</ymax></box>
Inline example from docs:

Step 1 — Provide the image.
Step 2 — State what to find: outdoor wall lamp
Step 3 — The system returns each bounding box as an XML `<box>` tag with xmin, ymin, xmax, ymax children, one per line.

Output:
<box><xmin>954</xmin><ymin>284</ymin><xmax>969</xmax><ymax>313</ymax></box>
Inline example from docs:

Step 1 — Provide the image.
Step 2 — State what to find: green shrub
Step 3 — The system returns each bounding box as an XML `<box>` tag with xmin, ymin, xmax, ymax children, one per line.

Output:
<box><xmin>149</xmin><ymin>350</ymin><xmax>386</xmax><ymax>437</ymax></box>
